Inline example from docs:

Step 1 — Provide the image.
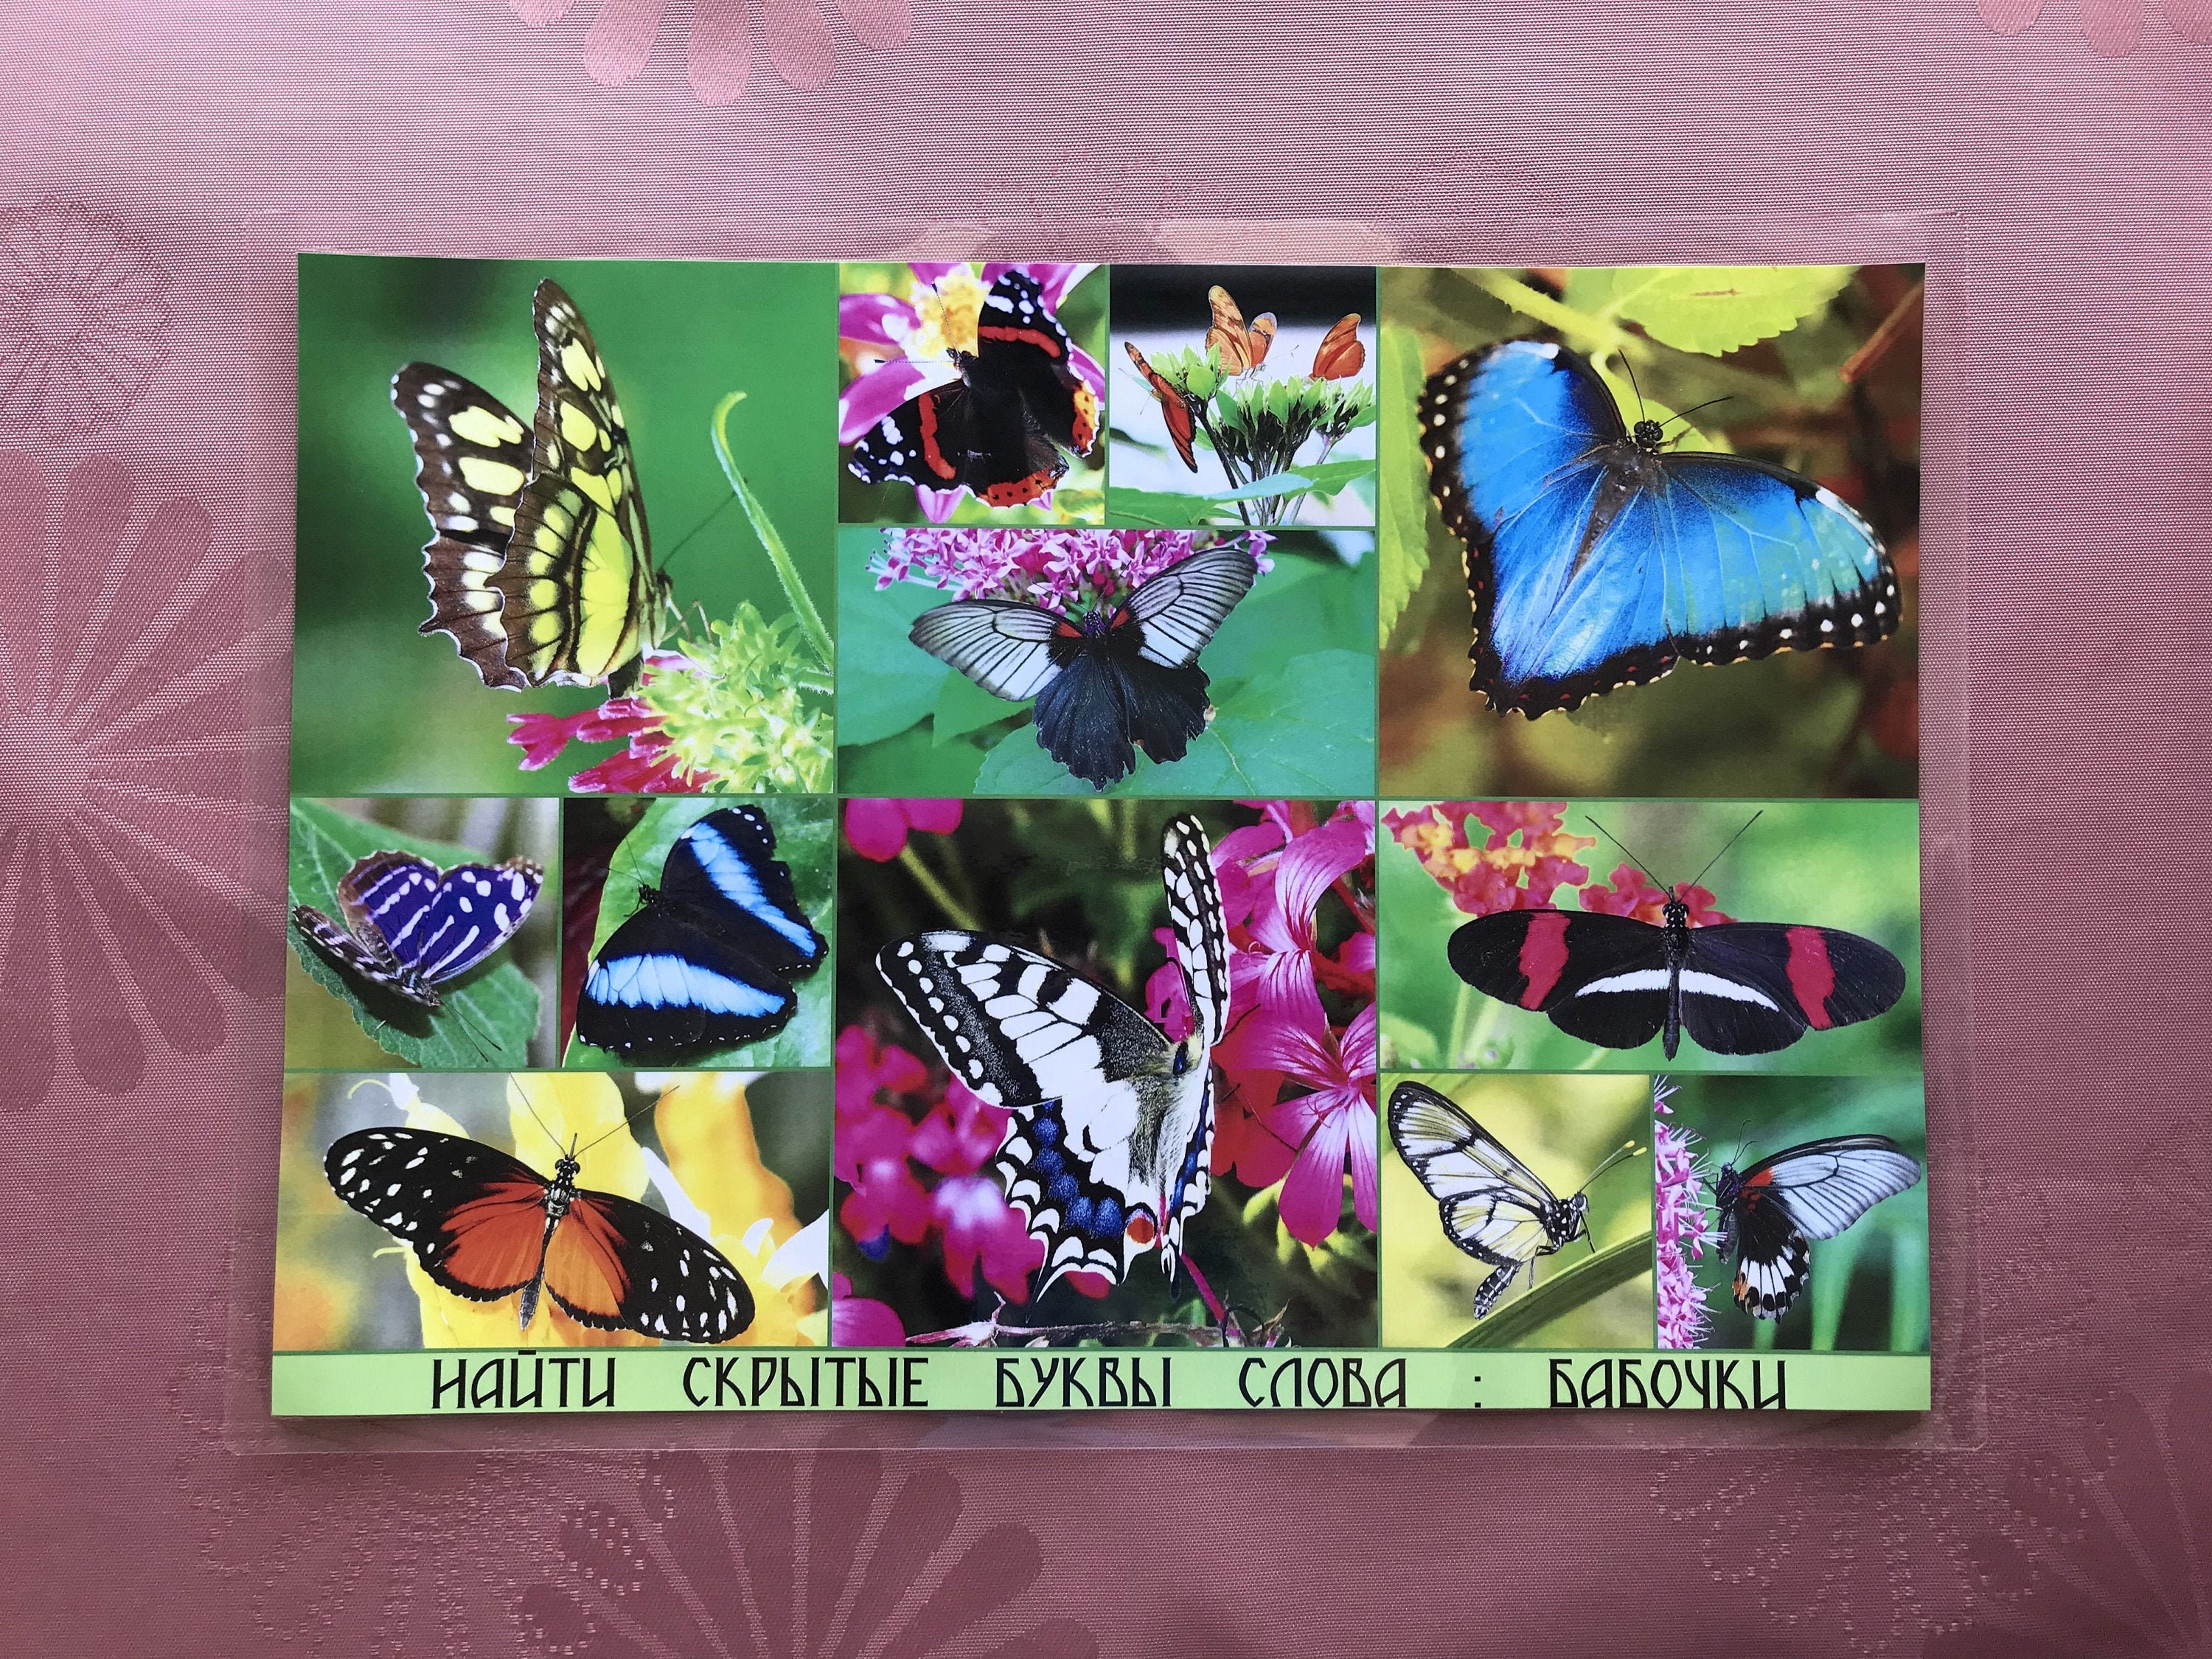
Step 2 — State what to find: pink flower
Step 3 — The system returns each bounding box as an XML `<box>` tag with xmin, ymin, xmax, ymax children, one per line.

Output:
<box><xmin>508</xmin><ymin>0</ymin><xmax>911</xmax><ymax>105</ymax></box>
<box><xmin>841</xmin><ymin>263</ymin><xmax>1104</xmax><ymax>519</ymax></box>
<box><xmin>844</xmin><ymin>797</ymin><xmax>962</xmax><ymax>861</ymax></box>
<box><xmin>1652</xmin><ymin>1080</ymin><xmax>1717</xmax><ymax>1349</ymax></box>
<box><xmin>828</xmin><ymin>1273</ymin><xmax>908</xmax><ymax>1347</ymax></box>
<box><xmin>933</xmin><ymin>1175</ymin><xmax>1047</xmax><ymax>1301</ymax></box>
<box><xmin>1382</xmin><ymin>800</ymin><xmax>1594</xmax><ymax>916</ymax></box>
<box><xmin>1580</xmin><ymin>865</ymin><xmax>1731</xmax><ymax>926</ymax></box>
<box><xmin>1218</xmin><ymin>994</ymin><xmax>1379</xmax><ymax>1247</ymax></box>
<box><xmin>872</xmin><ymin>526</ymin><xmax>1272</xmax><ymax>612</ymax></box>
<box><xmin>0</xmin><ymin>200</ymin><xmax>173</xmax><ymax>439</ymax></box>
<box><xmin>507</xmin><ymin>655</ymin><xmax>714</xmax><ymax>793</ymax></box>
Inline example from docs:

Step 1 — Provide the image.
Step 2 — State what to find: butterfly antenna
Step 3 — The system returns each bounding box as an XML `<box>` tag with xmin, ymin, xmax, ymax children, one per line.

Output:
<box><xmin>1579</xmin><ymin>1140</ymin><xmax>1646</xmax><ymax>1194</ymax></box>
<box><xmin>443</xmin><ymin>998</ymin><xmax>504</xmax><ymax>1065</ymax></box>
<box><xmin>1619</xmin><ymin>351</ymin><xmax>1649</xmax><ymax>422</ymax></box>
<box><xmin>573</xmin><ymin>1085</ymin><xmax>698</xmax><ymax>1160</ymax></box>
<box><xmin>653</xmin><ymin>493</ymin><xmax>740</xmax><ymax>578</ymax></box>
<box><xmin>1686</xmin><ymin>810</ymin><xmax>1764</xmax><ymax>892</ymax></box>
<box><xmin>1661</xmin><ymin>395</ymin><xmax>1734</xmax><ymax>431</ymax></box>
<box><xmin>1584</xmin><ymin>815</ymin><xmax>1669</xmax><ymax>891</ymax></box>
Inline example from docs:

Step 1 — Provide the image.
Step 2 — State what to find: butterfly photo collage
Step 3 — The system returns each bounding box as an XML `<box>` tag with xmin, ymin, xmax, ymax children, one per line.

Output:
<box><xmin>275</xmin><ymin>257</ymin><xmax>1927</xmax><ymax>1415</ymax></box>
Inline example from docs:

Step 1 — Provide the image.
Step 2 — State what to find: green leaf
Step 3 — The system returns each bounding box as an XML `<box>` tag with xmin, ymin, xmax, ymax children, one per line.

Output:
<box><xmin>1377</xmin><ymin>323</ymin><xmax>1430</xmax><ymax>647</ymax></box>
<box><xmin>287</xmin><ymin>799</ymin><xmax>540</xmax><ymax>1068</ymax></box>
<box><xmin>835</xmin><ymin>563</ymin><xmax>948</xmax><ymax>747</ymax></box>
<box><xmin>1450</xmin><ymin>1231</ymin><xmax>1654</xmax><ymax>1349</ymax></box>
<box><xmin>562</xmin><ymin>797</ymin><xmax>834</xmax><ymax>1070</ymax></box>
<box><xmin>1586</xmin><ymin>266</ymin><xmax>1857</xmax><ymax>357</ymax></box>
<box><xmin>931</xmin><ymin>668</ymin><xmax>1021</xmax><ymax>745</ymax></box>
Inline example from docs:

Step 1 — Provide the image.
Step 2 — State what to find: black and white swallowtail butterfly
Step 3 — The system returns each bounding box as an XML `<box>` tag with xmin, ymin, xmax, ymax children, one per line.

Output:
<box><xmin>1713</xmin><ymin>1135</ymin><xmax>1922</xmax><ymax>1319</ymax></box>
<box><xmin>877</xmin><ymin>814</ymin><xmax>1231</xmax><ymax>1292</ymax></box>
<box><xmin>1388</xmin><ymin>1079</ymin><xmax>1640</xmax><ymax>1319</ymax></box>
<box><xmin>906</xmin><ymin>543</ymin><xmax>1260</xmax><ymax>789</ymax></box>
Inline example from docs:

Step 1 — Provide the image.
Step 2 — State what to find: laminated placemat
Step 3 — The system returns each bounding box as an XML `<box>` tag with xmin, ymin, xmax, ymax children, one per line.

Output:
<box><xmin>3</xmin><ymin>2</ymin><xmax>2208</xmax><ymax>1652</ymax></box>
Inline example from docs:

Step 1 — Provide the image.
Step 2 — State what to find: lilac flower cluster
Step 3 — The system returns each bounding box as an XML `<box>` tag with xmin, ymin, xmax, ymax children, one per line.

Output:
<box><xmin>871</xmin><ymin>526</ymin><xmax>1273</xmax><ymax>613</ymax></box>
<box><xmin>1652</xmin><ymin>1078</ymin><xmax>1717</xmax><ymax>1349</ymax></box>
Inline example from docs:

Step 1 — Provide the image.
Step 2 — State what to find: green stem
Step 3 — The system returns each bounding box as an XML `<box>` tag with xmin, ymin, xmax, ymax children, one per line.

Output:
<box><xmin>897</xmin><ymin>842</ymin><xmax>981</xmax><ymax>932</ymax></box>
<box><xmin>712</xmin><ymin>392</ymin><xmax>833</xmax><ymax>668</ymax></box>
<box><xmin>1450</xmin><ymin>1231</ymin><xmax>1655</xmax><ymax>1349</ymax></box>
<box><xmin>1461</xmin><ymin>271</ymin><xmax>1638</xmax><ymax>362</ymax></box>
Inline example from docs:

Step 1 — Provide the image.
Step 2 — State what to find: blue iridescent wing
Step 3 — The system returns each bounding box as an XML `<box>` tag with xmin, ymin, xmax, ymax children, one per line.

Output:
<box><xmin>338</xmin><ymin>851</ymin><xmax>540</xmax><ymax>987</ymax></box>
<box><xmin>1421</xmin><ymin>338</ymin><xmax>1899</xmax><ymax>716</ymax></box>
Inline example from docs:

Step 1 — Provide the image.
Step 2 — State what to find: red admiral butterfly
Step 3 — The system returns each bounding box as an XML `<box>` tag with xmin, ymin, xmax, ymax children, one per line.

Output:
<box><xmin>1713</xmin><ymin>1135</ymin><xmax>1921</xmax><ymax>1318</ymax></box>
<box><xmin>848</xmin><ymin>270</ymin><xmax>1100</xmax><ymax>510</ymax></box>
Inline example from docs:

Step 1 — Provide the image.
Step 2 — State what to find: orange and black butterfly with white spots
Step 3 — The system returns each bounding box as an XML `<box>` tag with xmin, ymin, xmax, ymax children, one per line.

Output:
<box><xmin>325</xmin><ymin>1124</ymin><xmax>754</xmax><ymax>1342</ymax></box>
<box><xmin>848</xmin><ymin>271</ymin><xmax>1100</xmax><ymax>509</ymax></box>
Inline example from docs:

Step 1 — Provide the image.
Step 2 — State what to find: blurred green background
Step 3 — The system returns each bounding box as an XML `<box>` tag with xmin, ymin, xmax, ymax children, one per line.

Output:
<box><xmin>1670</xmin><ymin>1074</ymin><xmax>1928</xmax><ymax>1353</ymax></box>
<box><xmin>1377</xmin><ymin>265</ymin><xmax>1921</xmax><ymax>800</ymax></box>
<box><xmin>1380</xmin><ymin>1072</ymin><xmax>1652</xmax><ymax>1349</ymax></box>
<box><xmin>836</xmin><ymin>528</ymin><xmax>1377</xmax><ymax>796</ymax></box>
<box><xmin>1378</xmin><ymin>798</ymin><xmax>1922</xmax><ymax>1074</ymax></box>
<box><xmin>837</xmin><ymin>263</ymin><xmax>1107</xmax><ymax>526</ymax></box>
<box><xmin>836</xmin><ymin>798</ymin><xmax>1378</xmax><ymax>1346</ymax></box>
<box><xmin>294</xmin><ymin>255</ymin><xmax>835</xmax><ymax>794</ymax></box>
<box><xmin>285</xmin><ymin>796</ymin><xmax>560</xmax><ymax>1068</ymax></box>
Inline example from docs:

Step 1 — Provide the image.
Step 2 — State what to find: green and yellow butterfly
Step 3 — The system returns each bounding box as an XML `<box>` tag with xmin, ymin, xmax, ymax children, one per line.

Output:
<box><xmin>392</xmin><ymin>280</ymin><xmax>672</xmax><ymax>691</ymax></box>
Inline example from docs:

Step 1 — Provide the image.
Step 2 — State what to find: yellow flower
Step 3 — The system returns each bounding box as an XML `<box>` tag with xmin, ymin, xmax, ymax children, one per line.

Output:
<box><xmin>908</xmin><ymin>266</ymin><xmax>990</xmax><ymax>360</ymax></box>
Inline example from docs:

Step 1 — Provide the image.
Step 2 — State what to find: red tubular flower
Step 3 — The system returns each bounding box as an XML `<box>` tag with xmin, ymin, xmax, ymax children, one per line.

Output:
<box><xmin>844</xmin><ymin>798</ymin><xmax>964</xmax><ymax>861</ymax></box>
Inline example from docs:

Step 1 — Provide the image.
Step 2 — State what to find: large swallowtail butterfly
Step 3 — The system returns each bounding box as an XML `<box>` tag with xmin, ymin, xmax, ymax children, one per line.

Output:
<box><xmin>1388</xmin><ymin>1079</ymin><xmax>1640</xmax><ymax>1320</ymax></box>
<box><xmin>908</xmin><ymin>543</ymin><xmax>1260</xmax><ymax>789</ymax></box>
<box><xmin>326</xmin><ymin>1124</ymin><xmax>754</xmax><ymax>1342</ymax></box>
<box><xmin>877</xmin><ymin>814</ymin><xmax>1231</xmax><ymax>1293</ymax></box>
<box><xmin>574</xmin><ymin>807</ymin><xmax>827</xmax><ymax>1064</ymax></box>
<box><xmin>1713</xmin><ymin>1134</ymin><xmax>1921</xmax><ymax>1319</ymax></box>
<box><xmin>847</xmin><ymin>269</ymin><xmax>1100</xmax><ymax>509</ymax></box>
<box><xmin>292</xmin><ymin>849</ymin><xmax>541</xmax><ymax>1013</ymax></box>
<box><xmin>394</xmin><ymin>279</ymin><xmax>671</xmax><ymax>692</ymax></box>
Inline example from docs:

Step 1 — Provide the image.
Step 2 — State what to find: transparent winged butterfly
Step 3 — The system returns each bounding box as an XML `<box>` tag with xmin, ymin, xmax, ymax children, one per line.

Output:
<box><xmin>291</xmin><ymin>849</ymin><xmax>541</xmax><ymax>1017</ymax></box>
<box><xmin>1388</xmin><ymin>1079</ymin><xmax>1640</xmax><ymax>1320</ymax></box>
<box><xmin>393</xmin><ymin>279</ymin><xmax>671</xmax><ymax>693</ymax></box>
<box><xmin>877</xmin><ymin>814</ymin><xmax>1231</xmax><ymax>1292</ymax></box>
<box><xmin>1712</xmin><ymin>1134</ymin><xmax>1922</xmax><ymax>1319</ymax></box>
<box><xmin>907</xmin><ymin>543</ymin><xmax>1260</xmax><ymax>789</ymax></box>
<box><xmin>325</xmin><ymin>1125</ymin><xmax>754</xmax><ymax>1342</ymax></box>
<box><xmin>574</xmin><ymin>807</ymin><xmax>827</xmax><ymax>1064</ymax></box>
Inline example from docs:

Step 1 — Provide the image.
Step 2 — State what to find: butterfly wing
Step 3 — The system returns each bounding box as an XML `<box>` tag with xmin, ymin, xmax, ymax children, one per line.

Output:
<box><xmin>1119</xmin><ymin>543</ymin><xmax>1261</xmax><ymax>669</ymax></box>
<box><xmin>1162</xmin><ymin>815</ymin><xmax>1230</xmax><ymax>1049</ymax></box>
<box><xmin>347</xmin><ymin>852</ymin><xmax>540</xmax><ymax>990</ymax></box>
<box><xmin>392</xmin><ymin>366</ymin><xmax>537</xmax><ymax>690</ymax></box>
<box><xmin>496</xmin><ymin>282</ymin><xmax>666</xmax><ymax>689</ymax></box>
<box><xmin>576</xmin><ymin>811</ymin><xmax>824</xmax><ymax>1062</ymax></box>
<box><xmin>1310</xmin><ymin>314</ymin><xmax>1365</xmax><ymax>380</ymax></box>
<box><xmin>1124</xmin><ymin>341</ymin><xmax>1200</xmax><ymax>471</ymax></box>
<box><xmin>1206</xmin><ymin>285</ymin><xmax>1257</xmax><ymax>374</ymax></box>
<box><xmin>1447</xmin><ymin>909</ymin><xmax>1673</xmax><ymax>1051</ymax></box>
<box><xmin>1388</xmin><ymin>1081</ymin><xmax>1576</xmax><ymax>1315</ymax></box>
<box><xmin>1677</xmin><ymin>922</ymin><xmax>1907</xmax><ymax>1055</ymax></box>
<box><xmin>1422</xmin><ymin>339</ymin><xmax>1897</xmax><ymax>716</ymax></box>
<box><xmin>545</xmin><ymin>1189</ymin><xmax>755</xmax><ymax>1342</ymax></box>
<box><xmin>291</xmin><ymin>900</ymin><xmax>422</xmax><ymax>1004</ymax></box>
<box><xmin>878</xmin><ymin>930</ymin><xmax>1179</xmax><ymax>1289</ymax></box>
<box><xmin>908</xmin><ymin>598</ymin><xmax>1067</xmax><ymax>702</ymax></box>
<box><xmin>1724</xmin><ymin>1136</ymin><xmax>1921</xmax><ymax>1318</ymax></box>
<box><xmin>325</xmin><ymin>1127</ymin><xmax>552</xmax><ymax>1301</ymax></box>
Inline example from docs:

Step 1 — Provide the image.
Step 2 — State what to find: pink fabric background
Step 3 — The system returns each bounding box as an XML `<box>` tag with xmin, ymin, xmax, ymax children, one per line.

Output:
<box><xmin>4</xmin><ymin>1</ymin><xmax>2209</xmax><ymax>1652</ymax></box>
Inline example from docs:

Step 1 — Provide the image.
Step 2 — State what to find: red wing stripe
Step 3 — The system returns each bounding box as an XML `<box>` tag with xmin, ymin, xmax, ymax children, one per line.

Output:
<box><xmin>1784</xmin><ymin>926</ymin><xmax>1838</xmax><ymax>1028</ymax></box>
<box><xmin>1518</xmin><ymin>912</ymin><xmax>1571</xmax><ymax>1006</ymax></box>
<box><xmin>917</xmin><ymin>391</ymin><xmax>957</xmax><ymax>481</ymax></box>
<box><xmin>978</xmin><ymin>324</ymin><xmax>1065</xmax><ymax>358</ymax></box>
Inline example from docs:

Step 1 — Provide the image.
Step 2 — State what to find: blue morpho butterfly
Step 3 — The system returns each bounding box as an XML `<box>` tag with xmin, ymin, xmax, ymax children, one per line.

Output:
<box><xmin>1420</xmin><ymin>338</ymin><xmax>1902</xmax><ymax>717</ymax></box>
<box><xmin>574</xmin><ymin>807</ymin><xmax>826</xmax><ymax>1063</ymax></box>
<box><xmin>291</xmin><ymin>849</ymin><xmax>543</xmax><ymax>1054</ymax></box>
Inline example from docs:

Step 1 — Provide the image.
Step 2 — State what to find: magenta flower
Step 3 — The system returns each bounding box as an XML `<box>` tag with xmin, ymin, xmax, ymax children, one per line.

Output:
<box><xmin>844</xmin><ymin>797</ymin><xmax>962</xmax><ymax>861</ymax></box>
<box><xmin>932</xmin><ymin>1175</ymin><xmax>1046</xmax><ymax>1301</ymax></box>
<box><xmin>507</xmin><ymin>0</ymin><xmax>912</xmax><ymax>105</ymax></box>
<box><xmin>1218</xmin><ymin>996</ymin><xmax>1380</xmax><ymax>1245</ymax></box>
<box><xmin>828</xmin><ymin>1272</ymin><xmax>908</xmax><ymax>1346</ymax></box>
<box><xmin>1652</xmin><ymin>1079</ymin><xmax>1717</xmax><ymax>1349</ymax></box>
<box><xmin>874</xmin><ymin>526</ymin><xmax>1272</xmax><ymax>613</ymax></box>
<box><xmin>508</xmin><ymin>653</ymin><xmax>714</xmax><ymax>793</ymax></box>
<box><xmin>841</xmin><ymin>263</ymin><xmax>1104</xmax><ymax>521</ymax></box>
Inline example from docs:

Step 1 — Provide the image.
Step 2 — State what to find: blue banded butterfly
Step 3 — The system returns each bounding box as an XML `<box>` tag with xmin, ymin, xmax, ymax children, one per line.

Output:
<box><xmin>292</xmin><ymin>849</ymin><xmax>541</xmax><ymax>1012</ymax></box>
<box><xmin>1713</xmin><ymin>1135</ymin><xmax>1921</xmax><ymax>1318</ymax></box>
<box><xmin>1421</xmin><ymin>337</ymin><xmax>1901</xmax><ymax>716</ymax></box>
<box><xmin>907</xmin><ymin>543</ymin><xmax>1260</xmax><ymax>789</ymax></box>
<box><xmin>326</xmin><ymin>1124</ymin><xmax>754</xmax><ymax>1342</ymax></box>
<box><xmin>876</xmin><ymin>815</ymin><xmax>1231</xmax><ymax>1292</ymax></box>
<box><xmin>574</xmin><ymin>807</ymin><xmax>827</xmax><ymax>1064</ymax></box>
<box><xmin>1388</xmin><ymin>1079</ymin><xmax>1641</xmax><ymax>1319</ymax></box>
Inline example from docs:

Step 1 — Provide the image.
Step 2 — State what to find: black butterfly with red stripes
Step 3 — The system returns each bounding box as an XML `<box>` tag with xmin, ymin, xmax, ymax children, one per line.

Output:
<box><xmin>326</xmin><ymin>1124</ymin><xmax>754</xmax><ymax>1343</ymax></box>
<box><xmin>1447</xmin><ymin>818</ymin><xmax>1906</xmax><ymax>1060</ymax></box>
<box><xmin>848</xmin><ymin>270</ymin><xmax>1100</xmax><ymax>510</ymax></box>
<box><xmin>1713</xmin><ymin>1135</ymin><xmax>1922</xmax><ymax>1318</ymax></box>
<box><xmin>908</xmin><ymin>543</ymin><xmax>1260</xmax><ymax>788</ymax></box>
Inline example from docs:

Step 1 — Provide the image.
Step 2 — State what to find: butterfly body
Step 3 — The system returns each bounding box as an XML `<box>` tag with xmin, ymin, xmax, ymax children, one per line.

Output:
<box><xmin>876</xmin><ymin>815</ymin><xmax>1230</xmax><ymax>1293</ymax></box>
<box><xmin>1712</xmin><ymin>1134</ymin><xmax>1922</xmax><ymax>1318</ymax></box>
<box><xmin>1449</xmin><ymin>887</ymin><xmax>1905</xmax><ymax>1060</ymax></box>
<box><xmin>326</xmin><ymin>1126</ymin><xmax>754</xmax><ymax>1341</ymax></box>
<box><xmin>1421</xmin><ymin>338</ymin><xmax>1900</xmax><ymax>716</ymax></box>
<box><xmin>907</xmin><ymin>543</ymin><xmax>1259</xmax><ymax>788</ymax></box>
<box><xmin>849</xmin><ymin>271</ymin><xmax>1099</xmax><ymax>509</ymax></box>
<box><xmin>395</xmin><ymin>280</ymin><xmax>668</xmax><ymax>692</ymax></box>
<box><xmin>291</xmin><ymin>849</ymin><xmax>541</xmax><ymax>1012</ymax></box>
<box><xmin>1388</xmin><ymin>1080</ymin><xmax>1607</xmax><ymax>1318</ymax></box>
<box><xmin>575</xmin><ymin>807</ymin><xmax>827</xmax><ymax>1063</ymax></box>
<box><xmin>1124</xmin><ymin>341</ymin><xmax>1200</xmax><ymax>471</ymax></box>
